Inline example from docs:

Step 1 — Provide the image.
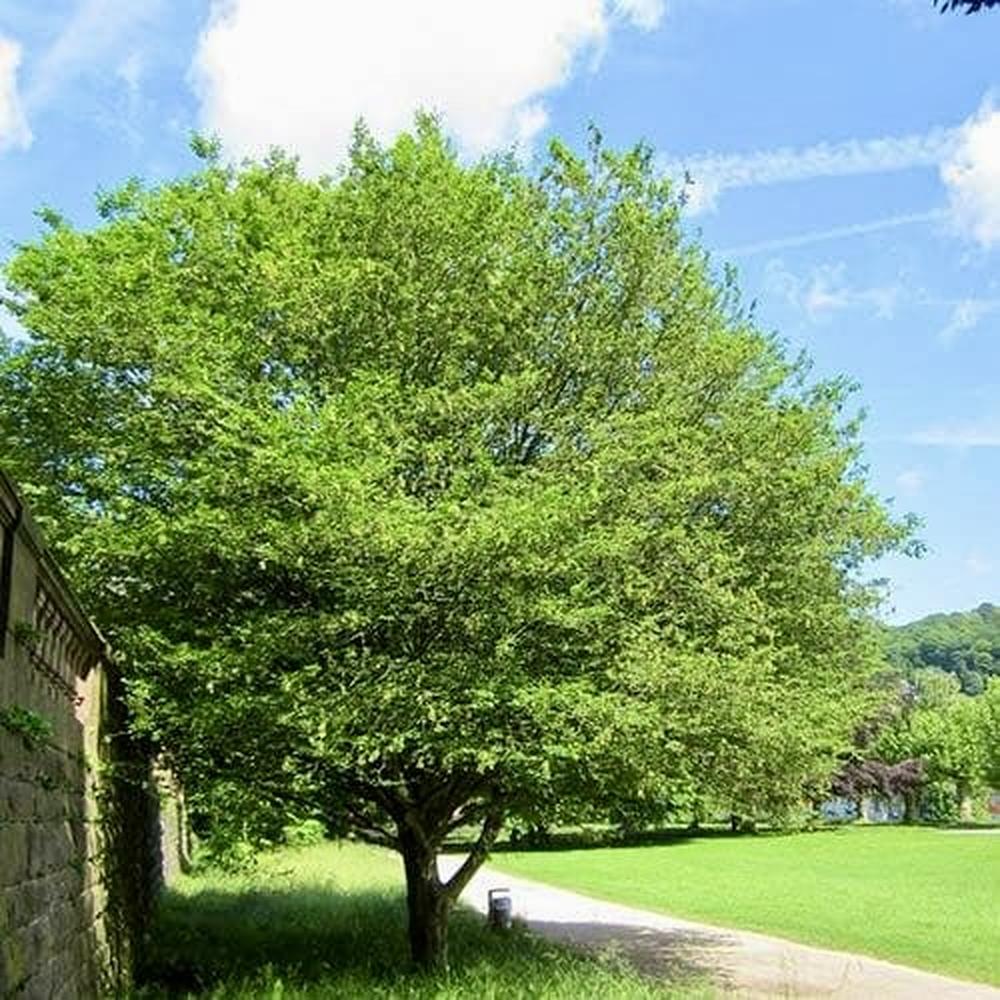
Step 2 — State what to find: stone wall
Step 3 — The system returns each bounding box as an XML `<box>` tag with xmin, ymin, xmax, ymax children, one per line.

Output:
<box><xmin>0</xmin><ymin>471</ymin><xmax>167</xmax><ymax>999</ymax></box>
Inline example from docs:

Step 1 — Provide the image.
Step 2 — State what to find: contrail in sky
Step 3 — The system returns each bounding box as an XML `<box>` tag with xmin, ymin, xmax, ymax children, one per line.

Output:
<box><xmin>718</xmin><ymin>209</ymin><xmax>946</xmax><ymax>258</ymax></box>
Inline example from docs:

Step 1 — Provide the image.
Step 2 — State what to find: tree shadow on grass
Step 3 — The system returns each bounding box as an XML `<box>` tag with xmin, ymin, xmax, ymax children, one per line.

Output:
<box><xmin>446</xmin><ymin>823</ymin><xmax>846</xmax><ymax>856</ymax></box>
<box><xmin>137</xmin><ymin>885</ymin><xmax>413</xmax><ymax>994</ymax></box>
<box><xmin>527</xmin><ymin>919</ymin><xmax>735</xmax><ymax>992</ymax></box>
<box><xmin>136</xmin><ymin>882</ymin><xmax>707</xmax><ymax>998</ymax></box>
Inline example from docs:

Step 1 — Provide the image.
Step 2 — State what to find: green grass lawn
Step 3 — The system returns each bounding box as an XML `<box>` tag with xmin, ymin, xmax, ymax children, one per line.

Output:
<box><xmin>135</xmin><ymin>840</ymin><xmax>710</xmax><ymax>999</ymax></box>
<box><xmin>490</xmin><ymin>826</ymin><xmax>1000</xmax><ymax>986</ymax></box>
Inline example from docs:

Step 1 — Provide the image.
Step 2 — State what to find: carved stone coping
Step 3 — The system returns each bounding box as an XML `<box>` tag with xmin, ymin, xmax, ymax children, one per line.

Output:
<box><xmin>0</xmin><ymin>467</ymin><xmax>108</xmax><ymax>674</ymax></box>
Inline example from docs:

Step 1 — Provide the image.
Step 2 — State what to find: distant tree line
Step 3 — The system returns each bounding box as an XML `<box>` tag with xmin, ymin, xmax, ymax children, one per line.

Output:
<box><xmin>595</xmin><ymin>606</ymin><xmax>1000</xmax><ymax>835</ymax></box>
<box><xmin>824</xmin><ymin>605</ymin><xmax>1000</xmax><ymax>824</ymax></box>
<box><xmin>676</xmin><ymin>606</ymin><xmax>1000</xmax><ymax>831</ymax></box>
<box><xmin>832</xmin><ymin>668</ymin><xmax>999</xmax><ymax>823</ymax></box>
<box><xmin>885</xmin><ymin>602</ymin><xmax>1000</xmax><ymax>695</ymax></box>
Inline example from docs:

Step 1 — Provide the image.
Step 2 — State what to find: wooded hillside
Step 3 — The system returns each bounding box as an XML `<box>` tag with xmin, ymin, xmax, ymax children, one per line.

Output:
<box><xmin>886</xmin><ymin>603</ymin><xmax>1000</xmax><ymax>695</ymax></box>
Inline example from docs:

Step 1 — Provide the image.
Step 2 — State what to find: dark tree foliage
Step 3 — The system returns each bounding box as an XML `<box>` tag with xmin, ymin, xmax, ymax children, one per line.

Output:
<box><xmin>831</xmin><ymin>758</ymin><xmax>924</xmax><ymax>802</ymax></box>
<box><xmin>885</xmin><ymin>603</ymin><xmax>1000</xmax><ymax>695</ymax></box>
<box><xmin>934</xmin><ymin>0</ymin><xmax>1000</xmax><ymax>11</ymax></box>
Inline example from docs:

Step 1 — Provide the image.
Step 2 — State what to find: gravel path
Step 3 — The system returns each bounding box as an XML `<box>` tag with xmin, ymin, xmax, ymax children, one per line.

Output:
<box><xmin>438</xmin><ymin>856</ymin><xmax>1000</xmax><ymax>998</ymax></box>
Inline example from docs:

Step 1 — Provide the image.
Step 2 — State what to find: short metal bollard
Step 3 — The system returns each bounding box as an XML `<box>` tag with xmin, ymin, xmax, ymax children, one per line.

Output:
<box><xmin>487</xmin><ymin>887</ymin><xmax>512</xmax><ymax>930</ymax></box>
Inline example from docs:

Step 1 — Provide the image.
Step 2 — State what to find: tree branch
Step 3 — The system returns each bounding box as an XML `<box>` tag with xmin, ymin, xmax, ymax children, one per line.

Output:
<box><xmin>351</xmin><ymin>779</ymin><xmax>407</xmax><ymax>822</ymax></box>
<box><xmin>351</xmin><ymin>825</ymin><xmax>401</xmax><ymax>850</ymax></box>
<box><xmin>441</xmin><ymin>806</ymin><xmax>505</xmax><ymax>901</ymax></box>
<box><xmin>345</xmin><ymin>803</ymin><xmax>400</xmax><ymax>849</ymax></box>
<box><xmin>443</xmin><ymin>795</ymin><xmax>492</xmax><ymax>835</ymax></box>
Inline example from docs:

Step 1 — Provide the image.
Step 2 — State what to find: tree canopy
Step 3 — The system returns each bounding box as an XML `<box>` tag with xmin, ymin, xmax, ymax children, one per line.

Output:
<box><xmin>0</xmin><ymin>120</ymin><xmax>907</xmax><ymax>967</ymax></box>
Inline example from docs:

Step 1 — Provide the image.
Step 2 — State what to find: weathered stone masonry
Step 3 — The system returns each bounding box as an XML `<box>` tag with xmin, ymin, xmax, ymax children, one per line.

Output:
<box><xmin>0</xmin><ymin>471</ymin><xmax>172</xmax><ymax>999</ymax></box>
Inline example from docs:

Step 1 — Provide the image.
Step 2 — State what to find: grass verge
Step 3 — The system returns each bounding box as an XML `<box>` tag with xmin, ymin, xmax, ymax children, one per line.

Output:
<box><xmin>135</xmin><ymin>840</ymin><xmax>711</xmax><ymax>999</ymax></box>
<box><xmin>491</xmin><ymin>825</ymin><xmax>1000</xmax><ymax>985</ymax></box>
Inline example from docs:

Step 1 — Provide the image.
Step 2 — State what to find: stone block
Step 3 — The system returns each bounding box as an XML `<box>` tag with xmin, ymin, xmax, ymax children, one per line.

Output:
<box><xmin>47</xmin><ymin>902</ymin><xmax>80</xmax><ymax>954</ymax></box>
<box><xmin>0</xmin><ymin>823</ymin><xmax>29</xmax><ymax>886</ymax></box>
<box><xmin>38</xmin><ymin>941</ymin><xmax>71</xmax><ymax>997</ymax></box>
<box><xmin>45</xmin><ymin>869</ymin><xmax>72</xmax><ymax>908</ymax></box>
<box><xmin>34</xmin><ymin>820</ymin><xmax>77</xmax><ymax>879</ymax></box>
<box><xmin>3</xmin><ymin>881</ymin><xmax>36</xmax><ymax>930</ymax></box>
<box><xmin>24</xmin><ymin>914</ymin><xmax>53</xmax><ymax>965</ymax></box>
<box><xmin>10</xmin><ymin>779</ymin><xmax>36</xmax><ymax>820</ymax></box>
<box><xmin>52</xmin><ymin>970</ymin><xmax>87</xmax><ymax>1000</ymax></box>
<box><xmin>26</xmin><ymin>960</ymin><xmax>53</xmax><ymax>1000</ymax></box>
<box><xmin>68</xmin><ymin>816</ymin><xmax>86</xmax><ymax>853</ymax></box>
<box><xmin>0</xmin><ymin>932</ymin><xmax>28</xmax><ymax>995</ymax></box>
<box><xmin>63</xmin><ymin>867</ymin><xmax>86</xmax><ymax>906</ymax></box>
<box><xmin>28</xmin><ymin>875</ymin><xmax>60</xmax><ymax>928</ymax></box>
<box><xmin>4</xmin><ymin>923</ymin><xmax>39</xmax><ymax>991</ymax></box>
<box><xmin>26</xmin><ymin>823</ymin><xmax>51</xmax><ymax>877</ymax></box>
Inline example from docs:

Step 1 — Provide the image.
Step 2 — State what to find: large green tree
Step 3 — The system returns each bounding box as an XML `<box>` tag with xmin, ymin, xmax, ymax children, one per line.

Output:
<box><xmin>0</xmin><ymin>121</ymin><xmax>906</xmax><ymax>968</ymax></box>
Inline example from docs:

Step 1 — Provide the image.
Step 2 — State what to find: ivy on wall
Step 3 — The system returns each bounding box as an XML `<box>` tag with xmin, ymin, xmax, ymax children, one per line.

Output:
<box><xmin>11</xmin><ymin>619</ymin><xmax>43</xmax><ymax>651</ymax></box>
<box><xmin>0</xmin><ymin>705</ymin><xmax>53</xmax><ymax>750</ymax></box>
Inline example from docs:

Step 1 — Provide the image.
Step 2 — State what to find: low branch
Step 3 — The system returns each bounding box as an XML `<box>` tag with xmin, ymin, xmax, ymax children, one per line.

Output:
<box><xmin>350</xmin><ymin>779</ymin><xmax>407</xmax><ymax>822</ymax></box>
<box><xmin>441</xmin><ymin>807</ymin><xmax>505</xmax><ymax>902</ymax></box>
<box><xmin>443</xmin><ymin>799</ymin><xmax>489</xmax><ymax>835</ymax></box>
<box><xmin>409</xmin><ymin>771</ymin><xmax>463</xmax><ymax>817</ymax></box>
<box><xmin>345</xmin><ymin>804</ymin><xmax>399</xmax><ymax>849</ymax></box>
<box><xmin>351</xmin><ymin>826</ymin><xmax>400</xmax><ymax>850</ymax></box>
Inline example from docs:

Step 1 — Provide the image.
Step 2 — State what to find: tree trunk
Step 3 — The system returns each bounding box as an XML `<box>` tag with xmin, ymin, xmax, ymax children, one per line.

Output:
<box><xmin>399</xmin><ymin>828</ymin><xmax>452</xmax><ymax>971</ymax></box>
<box><xmin>390</xmin><ymin>795</ymin><xmax>504</xmax><ymax>971</ymax></box>
<box><xmin>957</xmin><ymin>782</ymin><xmax>973</xmax><ymax>822</ymax></box>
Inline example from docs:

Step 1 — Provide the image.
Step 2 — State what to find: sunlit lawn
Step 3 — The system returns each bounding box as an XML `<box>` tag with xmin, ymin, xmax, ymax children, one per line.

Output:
<box><xmin>491</xmin><ymin>825</ymin><xmax>1000</xmax><ymax>985</ymax></box>
<box><xmin>136</xmin><ymin>840</ymin><xmax>710</xmax><ymax>999</ymax></box>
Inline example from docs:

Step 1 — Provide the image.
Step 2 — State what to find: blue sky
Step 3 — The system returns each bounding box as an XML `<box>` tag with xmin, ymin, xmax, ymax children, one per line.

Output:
<box><xmin>1</xmin><ymin>0</ymin><xmax>998</xmax><ymax>623</ymax></box>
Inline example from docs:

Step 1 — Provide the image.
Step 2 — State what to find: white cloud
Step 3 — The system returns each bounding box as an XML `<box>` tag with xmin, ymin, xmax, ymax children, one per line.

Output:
<box><xmin>118</xmin><ymin>51</ymin><xmax>143</xmax><ymax>99</ymax></box>
<box><xmin>664</xmin><ymin>126</ymin><xmax>958</xmax><ymax>215</ymax></box>
<box><xmin>24</xmin><ymin>0</ymin><xmax>163</xmax><ymax>110</ymax></box>
<box><xmin>908</xmin><ymin>420</ymin><xmax>1000</xmax><ymax>447</ymax></box>
<box><xmin>895</xmin><ymin>469</ymin><xmax>924</xmax><ymax>495</ymax></box>
<box><xmin>762</xmin><ymin>261</ymin><xmax>1000</xmax><ymax>342</ymax></box>
<box><xmin>0</xmin><ymin>36</ymin><xmax>32</xmax><ymax>152</ymax></box>
<box><xmin>763</xmin><ymin>259</ymin><xmax>900</xmax><ymax>322</ymax></box>
<box><xmin>861</xmin><ymin>284</ymin><xmax>901</xmax><ymax>321</ymax></box>
<box><xmin>937</xmin><ymin>297</ymin><xmax>1000</xmax><ymax>344</ymax></box>
<box><xmin>801</xmin><ymin>268</ymin><xmax>851</xmax><ymax>319</ymax></box>
<box><xmin>941</xmin><ymin>97</ymin><xmax>1000</xmax><ymax>249</ymax></box>
<box><xmin>667</xmin><ymin>94</ymin><xmax>1000</xmax><ymax>244</ymax></box>
<box><xmin>964</xmin><ymin>552</ymin><xmax>993</xmax><ymax>577</ymax></box>
<box><xmin>191</xmin><ymin>0</ymin><xmax>663</xmax><ymax>173</ymax></box>
<box><xmin>615</xmin><ymin>0</ymin><xmax>666</xmax><ymax>29</ymax></box>
<box><xmin>1</xmin><ymin>0</ymin><xmax>165</xmax><ymax>150</ymax></box>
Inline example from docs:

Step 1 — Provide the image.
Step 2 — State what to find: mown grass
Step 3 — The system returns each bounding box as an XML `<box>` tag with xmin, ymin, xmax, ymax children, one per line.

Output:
<box><xmin>491</xmin><ymin>825</ymin><xmax>1000</xmax><ymax>985</ymax></box>
<box><xmin>136</xmin><ymin>840</ymin><xmax>711</xmax><ymax>999</ymax></box>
